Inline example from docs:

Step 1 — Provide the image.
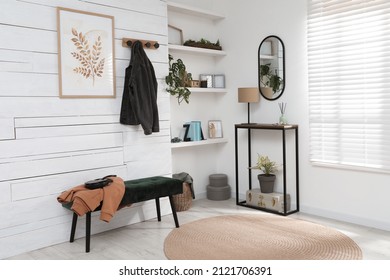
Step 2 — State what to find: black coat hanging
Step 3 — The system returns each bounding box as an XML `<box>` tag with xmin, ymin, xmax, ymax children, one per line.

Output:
<box><xmin>120</xmin><ymin>40</ymin><xmax>159</xmax><ymax>135</ymax></box>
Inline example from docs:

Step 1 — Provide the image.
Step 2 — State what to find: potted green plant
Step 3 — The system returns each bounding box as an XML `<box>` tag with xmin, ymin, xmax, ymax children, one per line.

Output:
<box><xmin>249</xmin><ymin>154</ymin><xmax>278</xmax><ymax>193</ymax></box>
<box><xmin>165</xmin><ymin>54</ymin><xmax>193</xmax><ymax>104</ymax></box>
<box><xmin>259</xmin><ymin>63</ymin><xmax>283</xmax><ymax>98</ymax></box>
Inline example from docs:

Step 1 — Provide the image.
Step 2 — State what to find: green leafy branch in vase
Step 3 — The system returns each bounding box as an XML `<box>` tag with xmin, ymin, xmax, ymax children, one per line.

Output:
<box><xmin>70</xmin><ymin>28</ymin><xmax>105</xmax><ymax>86</ymax></box>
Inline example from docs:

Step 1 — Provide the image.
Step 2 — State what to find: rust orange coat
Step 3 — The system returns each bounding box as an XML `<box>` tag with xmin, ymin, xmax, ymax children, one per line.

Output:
<box><xmin>57</xmin><ymin>176</ymin><xmax>125</xmax><ymax>222</ymax></box>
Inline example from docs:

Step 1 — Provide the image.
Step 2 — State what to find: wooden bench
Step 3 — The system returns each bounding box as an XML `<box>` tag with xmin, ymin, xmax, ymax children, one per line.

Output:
<box><xmin>62</xmin><ymin>176</ymin><xmax>183</xmax><ymax>252</ymax></box>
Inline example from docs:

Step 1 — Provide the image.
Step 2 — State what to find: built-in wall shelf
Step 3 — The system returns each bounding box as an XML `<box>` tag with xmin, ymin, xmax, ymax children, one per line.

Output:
<box><xmin>167</xmin><ymin>1</ymin><xmax>225</xmax><ymax>20</ymax></box>
<box><xmin>171</xmin><ymin>138</ymin><xmax>228</xmax><ymax>149</ymax></box>
<box><xmin>190</xmin><ymin>88</ymin><xmax>227</xmax><ymax>94</ymax></box>
<box><xmin>168</xmin><ymin>44</ymin><xmax>227</xmax><ymax>57</ymax></box>
<box><xmin>168</xmin><ymin>1</ymin><xmax>228</xmax><ymax>156</ymax></box>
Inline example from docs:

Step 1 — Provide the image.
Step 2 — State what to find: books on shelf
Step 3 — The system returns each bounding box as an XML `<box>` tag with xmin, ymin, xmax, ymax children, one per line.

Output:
<box><xmin>183</xmin><ymin>121</ymin><xmax>204</xmax><ymax>142</ymax></box>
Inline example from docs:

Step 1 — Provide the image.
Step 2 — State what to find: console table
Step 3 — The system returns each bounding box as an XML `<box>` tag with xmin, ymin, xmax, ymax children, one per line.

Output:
<box><xmin>234</xmin><ymin>123</ymin><xmax>299</xmax><ymax>215</ymax></box>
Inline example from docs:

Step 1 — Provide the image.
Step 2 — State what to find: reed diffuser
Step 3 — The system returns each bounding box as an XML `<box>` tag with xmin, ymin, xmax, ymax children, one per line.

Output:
<box><xmin>278</xmin><ymin>102</ymin><xmax>288</xmax><ymax>125</ymax></box>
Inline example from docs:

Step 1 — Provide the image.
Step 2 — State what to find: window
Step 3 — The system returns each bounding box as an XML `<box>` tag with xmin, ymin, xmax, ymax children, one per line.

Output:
<box><xmin>308</xmin><ymin>0</ymin><xmax>390</xmax><ymax>172</ymax></box>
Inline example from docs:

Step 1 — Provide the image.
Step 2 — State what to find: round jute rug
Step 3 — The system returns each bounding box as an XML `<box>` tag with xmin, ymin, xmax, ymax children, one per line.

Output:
<box><xmin>164</xmin><ymin>214</ymin><xmax>362</xmax><ymax>260</ymax></box>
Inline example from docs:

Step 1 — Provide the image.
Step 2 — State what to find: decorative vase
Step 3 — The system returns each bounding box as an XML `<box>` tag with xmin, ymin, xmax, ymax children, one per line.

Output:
<box><xmin>279</xmin><ymin>114</ymin><xmax>288</xmax><ymax>125</ymax></box>
<box><xmin>257</xmin><ymin>174</ymin><xmax>276</xmax><ymax>193</ymax></box>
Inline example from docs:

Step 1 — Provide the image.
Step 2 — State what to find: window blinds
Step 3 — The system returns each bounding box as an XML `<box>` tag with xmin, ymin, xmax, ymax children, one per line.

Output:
<box><xmin>308</xmin><ymin>0</ymin><xmax>390</xmax><ymax>172</ymax></box>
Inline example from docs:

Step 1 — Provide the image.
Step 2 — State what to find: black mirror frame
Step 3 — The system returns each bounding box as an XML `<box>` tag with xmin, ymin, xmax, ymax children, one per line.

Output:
<box><xmin>258</xmin><ymin>35</ymin><xmax>285</xmax><ymax>101</ymax></box>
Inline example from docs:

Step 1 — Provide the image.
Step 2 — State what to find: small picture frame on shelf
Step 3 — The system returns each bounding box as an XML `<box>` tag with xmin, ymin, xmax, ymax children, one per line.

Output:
<box><xmin>200</xmin><ymin>74</ymin><xmax>213</xmax><ymax>88</ymax></box>
<box><xmin>190</xmin><ymin>80</ymin><xmax>200</xmax><ymax>87</ymax></box>
<box><xmin>213</xmin><ymin>74</ymin><xmax>225</xmax><ymax>88</ymax></box>
<box><xmin>208</xmin><ymin>120</ymin><xmax>223</xmax><ymax>138</ymax></box>
<box><xmin>168</xmin><ymin>24</ymin><xmax>183</xmax><ymax>45</ymax></box>
<box><xmin>178</xmin><ymin>126</ymin><xmax>187</xmax><ymax>141</ymax></box>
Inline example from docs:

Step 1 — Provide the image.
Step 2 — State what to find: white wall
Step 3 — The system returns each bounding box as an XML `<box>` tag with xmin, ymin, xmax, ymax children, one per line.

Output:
<box><xmin>211</xmin><ymin>0</ymin><xmax>307</xmax><ymax>203</ymax></box>
<box><xmin>168</xmin><ymin>0</ymin><xmax>308</xmax><ymax>201</ymax></box>
<box><xmin>171</xmin><ymin>0</ymin><xmax>390</xmax><ymax>231</ymax></box>
<box><xmin>0</xmin><ymin>0</ymin><xmax>172</xmax><ymax>259</ymax></box>
<box><xmin>212</xmin><ymin>0</ymin><xmax>390</xmax><ymax>231</ymax></box>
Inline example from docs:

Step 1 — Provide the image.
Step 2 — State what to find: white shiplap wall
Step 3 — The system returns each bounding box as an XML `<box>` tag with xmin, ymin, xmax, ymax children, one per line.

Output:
<box><xmin>0</xmin><ymin>0</ymin><xmax>171</xmax><ymax>259</ymax></box>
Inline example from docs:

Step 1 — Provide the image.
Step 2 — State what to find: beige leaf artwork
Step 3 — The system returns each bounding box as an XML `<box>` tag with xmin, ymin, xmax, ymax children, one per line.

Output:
<box><xmin>70</xmin><ymin>28</ymin><xmax>105</xmax><ymax>86</ymax></box>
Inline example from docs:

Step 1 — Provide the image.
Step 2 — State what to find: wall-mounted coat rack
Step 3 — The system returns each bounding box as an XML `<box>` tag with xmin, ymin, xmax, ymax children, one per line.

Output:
<box><xmin>122</xmin><ymin>38</ymin><xmax>160</xmax><ymax>49</ymax></box>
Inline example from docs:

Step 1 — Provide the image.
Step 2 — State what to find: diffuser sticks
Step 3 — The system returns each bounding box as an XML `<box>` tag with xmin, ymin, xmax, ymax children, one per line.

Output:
<box><xmin>278</xmin><ymin>102</ymin><xmax>288</xmax><ymax>124</ymax></box>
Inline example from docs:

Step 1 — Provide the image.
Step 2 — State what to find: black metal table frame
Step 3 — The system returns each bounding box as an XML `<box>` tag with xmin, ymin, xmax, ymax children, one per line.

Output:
<box><xmin>234</xmin><ymin>123</ymin><xmax>299</xmax><ymax>216</ymax></box>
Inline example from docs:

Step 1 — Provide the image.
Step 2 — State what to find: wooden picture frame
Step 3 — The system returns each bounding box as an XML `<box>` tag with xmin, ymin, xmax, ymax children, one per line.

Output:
<box><xmin>57</xmin><ymin>7</ymin><xmax>116</xmax><ymax>98</ymax></box>
<box><xmin>208</xmin><ymin>120</ymin><xmax>223</xmax><ymax>138</ymax></box>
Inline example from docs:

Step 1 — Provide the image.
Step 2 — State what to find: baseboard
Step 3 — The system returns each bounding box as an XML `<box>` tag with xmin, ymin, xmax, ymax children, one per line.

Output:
<box><xmin>301</xmin><ymin>205</ymin><xmax>390</xmax><ymax>232</ymax></box>
<box><xmin>194</xmin><ymin>191</ymin><xmax>207</xmax><ymax>200</ymax></box>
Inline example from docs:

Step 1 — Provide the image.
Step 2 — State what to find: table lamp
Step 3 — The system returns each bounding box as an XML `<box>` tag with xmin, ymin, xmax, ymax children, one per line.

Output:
<box><xmin>238</xmin><ymin>87</ymin><xmax>260</xmax><ymax>124</ymax></box>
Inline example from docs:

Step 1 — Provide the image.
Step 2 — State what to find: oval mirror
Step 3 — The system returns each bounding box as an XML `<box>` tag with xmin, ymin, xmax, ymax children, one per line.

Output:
<box><xmin>258</xmin><ymin>35</ymin><xmax>285</xmax><ymax>100</ymax></box>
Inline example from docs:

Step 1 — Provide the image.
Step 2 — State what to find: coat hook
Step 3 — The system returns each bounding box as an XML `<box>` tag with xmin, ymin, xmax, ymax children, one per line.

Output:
<box><xmin>122</xmin><ymin>38</ymin><xmax>159</xmax><ymax>49</ymax></box>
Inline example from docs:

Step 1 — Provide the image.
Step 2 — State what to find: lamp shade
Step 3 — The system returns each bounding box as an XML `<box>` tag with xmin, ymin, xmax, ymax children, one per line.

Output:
<box><xmin>238</xmin><ymin>87</ymin><xmax>260</xmax><ymax>103</ymax></box>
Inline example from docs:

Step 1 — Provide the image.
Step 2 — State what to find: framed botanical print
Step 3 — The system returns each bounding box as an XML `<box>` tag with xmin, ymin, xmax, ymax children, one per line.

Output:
<box><xmin>57</xmin><ymin>7</ymin><xmax>116</xmax><ymax>98</ymax></box>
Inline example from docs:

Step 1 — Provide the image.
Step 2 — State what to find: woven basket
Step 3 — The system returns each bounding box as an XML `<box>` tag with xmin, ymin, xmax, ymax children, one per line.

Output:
<box><xmin>173</xmin><ymin>182</ymin><xmax>192</xmax><ymax>212</ymax></box>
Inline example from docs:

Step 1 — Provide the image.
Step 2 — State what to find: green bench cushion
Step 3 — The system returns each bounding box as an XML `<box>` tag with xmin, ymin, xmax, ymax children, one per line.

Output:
<box><xmin>121</xmin><ymin>176</ymin><xmax>183</xmax><ymax>205</ymax></box>
<box><xmin>62</xmin><ymin>176</ymin><xmax>183</xmax><ymax>211</ymax></box>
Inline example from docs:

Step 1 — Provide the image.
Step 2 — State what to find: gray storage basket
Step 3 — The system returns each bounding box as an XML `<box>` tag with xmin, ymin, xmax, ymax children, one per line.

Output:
<box><xmin>209</xmin><ymin>174</ymin><xmax>228</xmax><ymax>187</ymax></box>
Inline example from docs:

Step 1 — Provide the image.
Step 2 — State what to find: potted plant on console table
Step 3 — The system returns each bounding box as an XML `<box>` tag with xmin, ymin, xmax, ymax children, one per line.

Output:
<box><xmin>249</xmin><ymin>154</ymin><xmax>278</xmax><ymax>193</ymax></box>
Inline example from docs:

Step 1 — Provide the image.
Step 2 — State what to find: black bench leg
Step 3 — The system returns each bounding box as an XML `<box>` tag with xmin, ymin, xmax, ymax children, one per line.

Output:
<box><xmin>70</xmin><ymin>212</ymin><xmax>91</xmax><ymax>253</ymax></box>
<box><xmin>169</xmin><ymin>195</ymin><xmax>180</xmax><ymax>228</ymax></box>
<box><xmin>155</xmin><ymin>198</ymin><xmax>161</xmax><ymax>222</ymax></box>
<box><xmin>70</xmin><ymin>212</ymin><xmax>78</xmax><ymax>243</ymax></box>
<box><xmin>86</xmin><ymin>212</ymin><xmax>91</xmax><ymax>253</ymax></box>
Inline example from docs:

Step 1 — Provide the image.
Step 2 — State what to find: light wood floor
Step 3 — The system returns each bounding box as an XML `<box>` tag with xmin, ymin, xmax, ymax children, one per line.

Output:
<box><xmin>6</xmin><ymin>198</ymin><xmax>390</xmax><ymax>260</ymax></box>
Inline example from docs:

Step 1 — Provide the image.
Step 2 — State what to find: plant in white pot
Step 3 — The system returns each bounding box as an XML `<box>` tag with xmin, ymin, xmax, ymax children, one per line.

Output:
<box><xmin>249</xmin><ymin>154</ymin><xmax>278</xmax><ymax>193</ymax></box>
